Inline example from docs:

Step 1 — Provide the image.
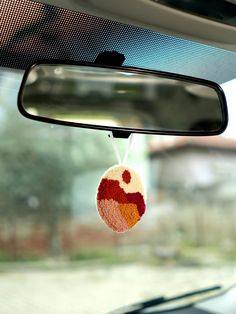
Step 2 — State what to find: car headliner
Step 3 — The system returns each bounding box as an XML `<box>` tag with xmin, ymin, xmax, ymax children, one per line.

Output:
<box><xmin>1</xmin><ymin>0</ymin><xmax>236</xmax><ymax>84</ymax></box>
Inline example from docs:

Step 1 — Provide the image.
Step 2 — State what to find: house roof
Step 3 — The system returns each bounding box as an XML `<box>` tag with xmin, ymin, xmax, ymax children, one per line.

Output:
<box><xmin>149</xmin><ymin>136</ymin><xmax>236</xmax><ymax>156</ymax></box>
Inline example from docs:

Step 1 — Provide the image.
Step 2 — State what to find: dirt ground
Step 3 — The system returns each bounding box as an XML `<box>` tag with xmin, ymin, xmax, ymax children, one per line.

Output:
<box><xmin>0</xmin><ymin>263</ymin><xmax>235</xmax><ymax>314</ymax></box>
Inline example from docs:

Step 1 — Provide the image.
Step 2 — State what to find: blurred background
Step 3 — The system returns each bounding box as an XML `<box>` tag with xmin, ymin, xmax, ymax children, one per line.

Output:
<box><xmin>0</xmin><ymin>69</ymin><xmax>236</xmax><ymax>314</ymax></box>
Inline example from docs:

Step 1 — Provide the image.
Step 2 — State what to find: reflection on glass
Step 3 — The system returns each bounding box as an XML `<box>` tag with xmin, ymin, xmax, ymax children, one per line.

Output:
<box><xmin>20</xmin><ymin>64</ymin><xmax>224</xmax><ymax>133</ymax></box>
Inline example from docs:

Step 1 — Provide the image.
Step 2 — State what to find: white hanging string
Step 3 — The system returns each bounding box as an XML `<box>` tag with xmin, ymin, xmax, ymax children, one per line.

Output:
<box><xmin>109</xmin><ymin>132</ymin><xmax>134</xmax><ymax>165</ymax></box>
<box><xmin>109</xmin><ymin>132</ymin><xmax>122</xmax><ymax>164</ymax></box>
<box><xmin>123</xmin><ymin>133</ymin><xmax>134</xmax><ymax>164</ymax></box>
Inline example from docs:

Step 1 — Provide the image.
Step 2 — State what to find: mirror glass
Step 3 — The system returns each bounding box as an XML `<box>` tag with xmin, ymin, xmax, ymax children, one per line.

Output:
<box><xmin>19</xmin><ymin>63</ymin><xmax>226</xmax><ymax>135</ymax></box>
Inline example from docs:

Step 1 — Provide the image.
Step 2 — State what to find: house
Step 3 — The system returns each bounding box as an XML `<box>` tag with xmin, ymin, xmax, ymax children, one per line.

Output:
<box><xmin>149</xmin><ymin>136</ymin><xmax>236</xmax><ymax>203</ymax></box>
<box><xmin>145</xmin><ymin>136</ymin><xmax>236</xmax><ymax>247</ymax></box>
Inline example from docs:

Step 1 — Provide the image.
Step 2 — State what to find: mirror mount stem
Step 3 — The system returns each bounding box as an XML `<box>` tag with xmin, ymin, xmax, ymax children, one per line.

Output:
<box><xmin>94</xmin><ymin>50</ymin><xmax>126</xmax><ymax>67</ymax></box>
<box><xmin>95</xmin><ymin>50</ymin><xmax>130</xmax><ymax>138</ymax></box>
<box><xmin>112</xmin><ymin>130</ymin><xmax>131</xmax><ymax>139</ymax></box>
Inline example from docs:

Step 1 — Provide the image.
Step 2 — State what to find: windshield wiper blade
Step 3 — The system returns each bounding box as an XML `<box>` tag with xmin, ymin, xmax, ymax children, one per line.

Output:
<box><xmin>111</xmin><ymin>285</ymin><xmax>222</xmax><ymax>314</ymax></box>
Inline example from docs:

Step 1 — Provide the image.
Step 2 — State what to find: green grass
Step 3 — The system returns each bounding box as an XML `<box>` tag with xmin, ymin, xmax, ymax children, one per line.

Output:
<box><xmin>0</xmin><ymin>250</ymin><xmax>13</xmax><ymax>262</ymax></box>
<box><xmin>0</xmin><ymin>250</ymin><xmax>44</xmax><ymax>262</ymax></box>
<box><xmin>1</xmin><ymin>242</ymin><xmax>235</xmax><ymax>267</ymax></box>
<box><xmin>69</xmin><ymin>247</ymin><xmax>143</xmax><ymax>265</ymax></box>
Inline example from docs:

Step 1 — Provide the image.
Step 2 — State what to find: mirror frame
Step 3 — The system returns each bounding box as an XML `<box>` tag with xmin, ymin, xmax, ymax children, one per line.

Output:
<box><xmin>18</xmin><ymin>60</ymin><xmax>228</xmax><ymax>138</ymax></box>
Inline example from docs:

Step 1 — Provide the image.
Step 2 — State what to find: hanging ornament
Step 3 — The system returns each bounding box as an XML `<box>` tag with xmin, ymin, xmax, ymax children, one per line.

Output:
<box><xmin>96</xmin><ymin>133</ymin><xmax>146</xmax><ymax>233</ymax></box>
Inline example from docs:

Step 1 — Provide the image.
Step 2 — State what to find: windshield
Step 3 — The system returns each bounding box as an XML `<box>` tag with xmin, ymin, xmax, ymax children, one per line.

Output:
<box><xmin>1</xmin><ymin>68</ymin><xmax>236</xmax><ymax>314</ymax></box>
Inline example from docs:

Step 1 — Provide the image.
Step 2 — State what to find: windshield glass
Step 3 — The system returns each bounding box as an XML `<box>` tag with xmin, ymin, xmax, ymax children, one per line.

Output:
<box><xmin>1</xmin><ymin>68</ymin><xmax>236</xmax><ymax>314</ymax></box>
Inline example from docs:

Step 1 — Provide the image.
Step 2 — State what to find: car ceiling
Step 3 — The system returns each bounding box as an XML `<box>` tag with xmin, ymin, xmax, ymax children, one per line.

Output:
<box><xmin>35</xmin><ymin>0</ymin><xmax>236</xmax><ymax>51</ymax></box>
<box><xmin>1</xmin><ymin>0</ymin><xmax>236</xmax><ymax>84</ymax></box>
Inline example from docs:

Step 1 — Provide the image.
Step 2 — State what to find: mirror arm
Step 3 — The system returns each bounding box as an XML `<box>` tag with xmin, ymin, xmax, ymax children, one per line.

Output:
<box><xmin>112</xmin><ymin>130</ymin><xmax>131</xmax><ymax>139</ymax></box>
<box><xmin>95</xmin><ymin>51</ymin><xmax>128</xmax><ymax>139</ymax></box>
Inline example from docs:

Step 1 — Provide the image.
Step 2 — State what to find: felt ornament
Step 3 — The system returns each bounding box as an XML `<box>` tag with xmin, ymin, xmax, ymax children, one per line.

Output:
<box><xmin>96</xmin><ymin>133</ymin><xmax>146</xmax><ymax>233</ymax></box>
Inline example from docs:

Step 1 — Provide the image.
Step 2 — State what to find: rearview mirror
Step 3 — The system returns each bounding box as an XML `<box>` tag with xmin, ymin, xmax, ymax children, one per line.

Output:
<box><xmin>18</xmin><ymin>61</ymin><xmax>228</xmax><ymax>137</ymax></box>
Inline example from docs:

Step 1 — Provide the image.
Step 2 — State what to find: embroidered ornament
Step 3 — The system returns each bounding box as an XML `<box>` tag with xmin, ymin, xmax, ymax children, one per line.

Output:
<box><xmin>96</xmin><ymin>132</ymin><xmax>146</xmax><ymax>233</ymax></box>
<box><xmin>97</xmin><ymin>165</ymin><xmax>146</xmax><ymax>232</ymax></box>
